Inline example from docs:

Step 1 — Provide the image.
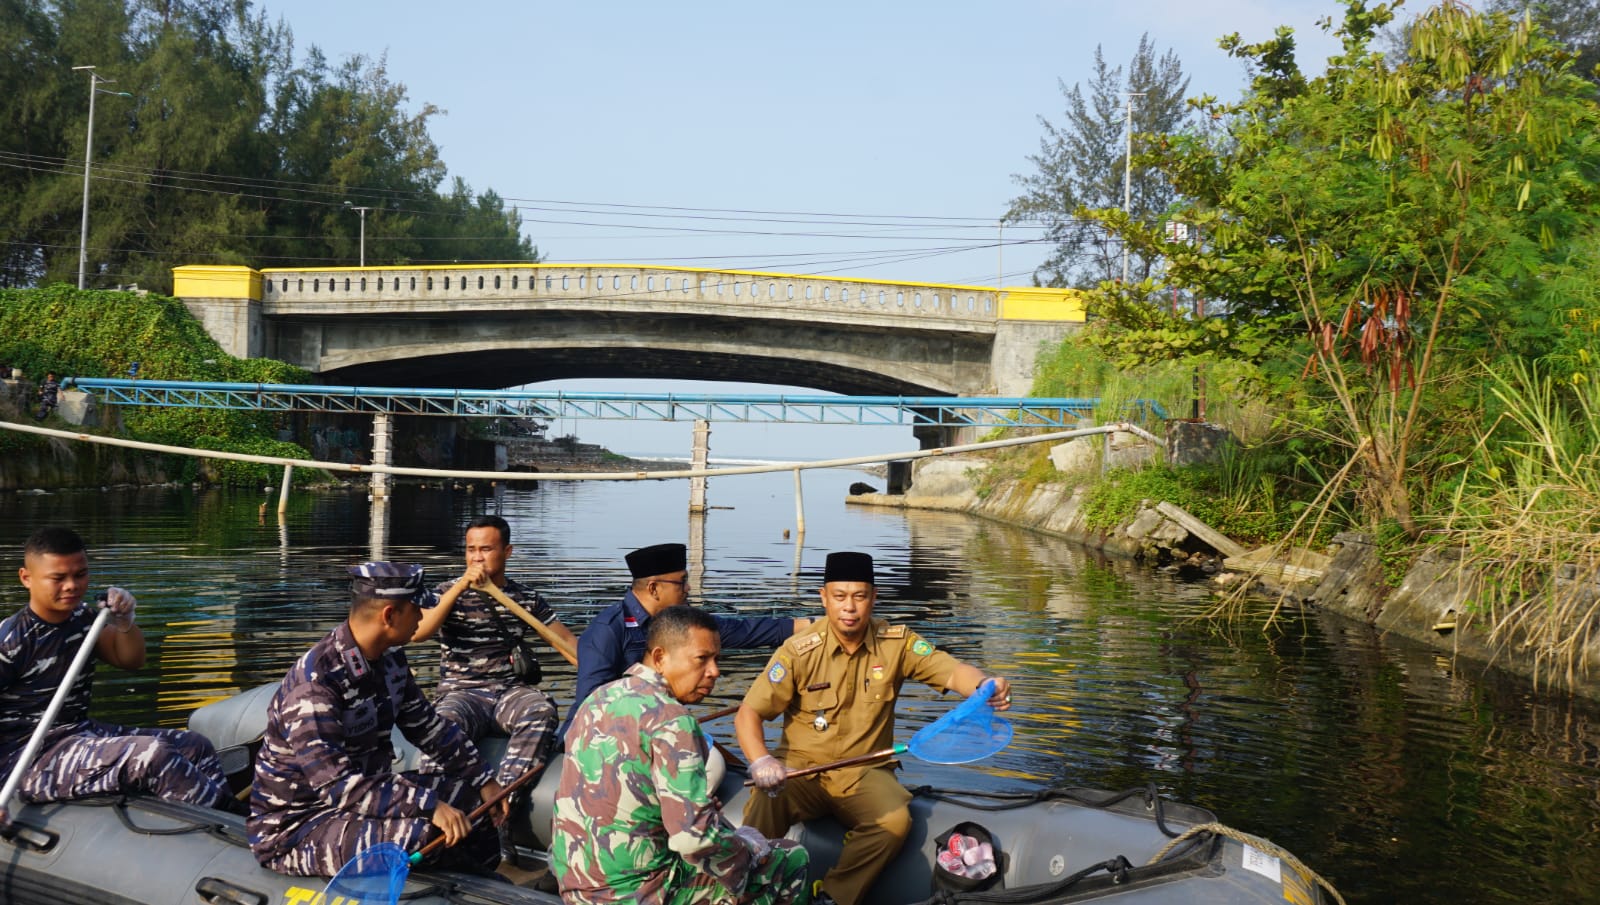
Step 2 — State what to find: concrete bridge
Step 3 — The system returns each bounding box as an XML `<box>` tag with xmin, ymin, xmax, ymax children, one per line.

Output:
<box><xmin>174</xmin><ymin>263</ymin><xmax>1084</xmax><ymax>397</ymax></box>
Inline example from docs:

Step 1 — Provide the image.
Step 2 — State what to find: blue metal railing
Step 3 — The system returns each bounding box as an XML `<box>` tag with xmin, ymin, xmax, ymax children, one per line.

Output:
<box><xmin>63</xmin><ymin>378</ymin><xmax>1165</xmax><ymax>427</ymax></box>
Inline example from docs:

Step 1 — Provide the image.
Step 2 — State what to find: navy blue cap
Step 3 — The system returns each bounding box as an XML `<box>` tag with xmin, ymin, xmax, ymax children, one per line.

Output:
<box><xmin>349</xmin><ymin>562</ymin><xmax>436</xmax><ymax>605</ymax></box>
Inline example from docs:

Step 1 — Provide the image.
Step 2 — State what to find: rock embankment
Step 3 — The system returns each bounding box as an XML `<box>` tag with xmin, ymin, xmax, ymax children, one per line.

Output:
<box><xmin>852</xmin><ymin>442</ymin><xmax>1600</xmax><ymax>700</ymax></box>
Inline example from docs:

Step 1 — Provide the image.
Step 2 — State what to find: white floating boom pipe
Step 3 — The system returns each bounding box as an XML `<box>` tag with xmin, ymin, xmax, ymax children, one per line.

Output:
<box><xmin>0</xmin><ymin>421</ymin><xmax>1161</xmax><ymax>483</ymax></box>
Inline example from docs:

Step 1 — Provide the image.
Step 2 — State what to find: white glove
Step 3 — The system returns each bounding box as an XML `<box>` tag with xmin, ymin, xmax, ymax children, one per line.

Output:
<box><xmin>733</xmin><ymin>825</ymin><xmax>771</xmax><ymax>862</ymax></box>
<box><xmin>748</xmin><ymin>755</ymin><xmax>789</xmax><ymax>795</ymax></box>
<box><xmin>104</xmin><ymin>587</ymin><xmax>137</xmax><ymax>632</ymax></box>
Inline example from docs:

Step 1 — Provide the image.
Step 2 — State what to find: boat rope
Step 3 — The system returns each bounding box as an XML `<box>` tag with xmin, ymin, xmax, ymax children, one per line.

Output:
<box><xmin>910</xmin><ymin>783</ymin><xmax>1190</xmax><ymax>839</ymax></box>
<box><xmin>107</xmin><ymin>797</ymin><xmax>237</xmax><ymax>845</ymax></box>
<box><xmin>1148</xmin><ymin>821</ymin><xmax>1347</xmax><ymax>905</ymax></box>
<box><xmin>0</xmin><ymin>418</ymin><xmax>1157</xmax><ymax>484</ymax></box>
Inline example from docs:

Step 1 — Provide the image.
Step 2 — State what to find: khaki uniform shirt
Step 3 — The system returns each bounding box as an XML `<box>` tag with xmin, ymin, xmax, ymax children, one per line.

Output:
<box><xmin>743</xmin><ymin>618</ymin><xmax>959</xmax><ymax>769</ymax></box>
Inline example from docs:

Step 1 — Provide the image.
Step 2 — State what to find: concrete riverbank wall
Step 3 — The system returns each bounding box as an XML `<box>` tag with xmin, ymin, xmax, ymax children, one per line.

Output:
<box><xmin>853</xmin><ymin>450</ymin><xmax>1600</xmax><ymax>701</ymax></box>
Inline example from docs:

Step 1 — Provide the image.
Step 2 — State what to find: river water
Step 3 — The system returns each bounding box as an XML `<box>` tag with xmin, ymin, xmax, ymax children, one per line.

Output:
<box><xmin>2</xmin><ymin>470</ymin><xmax>1598</xmax><ymax>904</ymax></box>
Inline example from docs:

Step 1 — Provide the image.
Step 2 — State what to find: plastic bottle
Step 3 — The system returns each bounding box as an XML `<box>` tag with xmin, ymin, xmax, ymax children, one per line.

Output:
<box><xmin>938</xmin><ymin>850</ymin><xmax>969</xmax><ymax>876</ymax></box>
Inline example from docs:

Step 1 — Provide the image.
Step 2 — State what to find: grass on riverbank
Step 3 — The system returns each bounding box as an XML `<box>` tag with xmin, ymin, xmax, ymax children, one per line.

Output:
<box><xmin>1435</xmin><ymin>362</ymin><xmax>1600</xmax><ymax>688</ymax></box>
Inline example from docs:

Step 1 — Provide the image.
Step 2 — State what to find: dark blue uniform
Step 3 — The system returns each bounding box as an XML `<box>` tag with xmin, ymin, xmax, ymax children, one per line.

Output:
<box><xmin>565</xmin><ymin>593</ymin><xmax>793</xmax><ymax>729</ymax></box>
<box><xmin>0</xmin><ymin>603</ymin><xmax>229</xmax><ymax>810</ymax></box>
<box><xmin>425</xmin><ymin>577</ymin><xmax>559</xmax><ymax>787</ymax></box>
<box><xmin>248</xmin><ymin>621</ymin><xmax>497</xmax><ymax>877</ymax></box>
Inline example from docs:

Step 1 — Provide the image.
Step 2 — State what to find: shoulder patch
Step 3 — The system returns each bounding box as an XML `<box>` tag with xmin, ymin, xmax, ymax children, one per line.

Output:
<box><xmin>340</xmin><ymin>646</ymin><xmax>369</xmax><ymax>679</ymax></box>
<box><xmin>791</xmin><ymin>632</ymin><xmax>823</xmax><ymax>654</ymax></box>
<box><xmin>911</xmin><ymin>638</ymin><xmax>934</xmax><ymax>656</ymax></box>
<box><xmin>767</xmin><ymin>661</ymin><xmax>788</xmax><ymax>683</ymax></box>
<box><xmin>877</xmin><ymin>624</ymin><xmax>907</xmax><ymax>639</ymax></box>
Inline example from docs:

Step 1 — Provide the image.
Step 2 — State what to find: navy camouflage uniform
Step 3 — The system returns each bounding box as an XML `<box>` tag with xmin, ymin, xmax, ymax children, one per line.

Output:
<box><xmin>566</xmin><ymin>591</ymin><xmax>793</xmax><ymax>730</ymax></box>
<box><xmin>554</xmin><ymin>663</ymin><xmax>810</xmax><ymax>905</ymax></box>
<box><xmin>0</xmin><ymin>603</ymin><xmax>230</xmax><ymax>809</ymax></box>
<box><xmin>247</xmin><ymin>621</ymin><xmax>498</xmax><ymax>877</ymax></box>
<box><xmin>425</xmin><ymin>578</ymin><xmax>558</xmax><ymax>787</ymax></box>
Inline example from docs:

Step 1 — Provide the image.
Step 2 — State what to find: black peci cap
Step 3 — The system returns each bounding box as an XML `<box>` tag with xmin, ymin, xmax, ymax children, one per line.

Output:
<box><xmin>625</xmin><ymin>543</ymin><xmax>687</xmax><ymax>579</ymax></box>
<box><xmin>823</xmin><ymin>551</ymin><xmax>875</xmax><ymax>584</ymax></box>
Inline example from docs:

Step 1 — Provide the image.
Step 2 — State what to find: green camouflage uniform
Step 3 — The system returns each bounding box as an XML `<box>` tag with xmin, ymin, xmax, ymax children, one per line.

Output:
<box><xmin>553</xmin><ymin>663</ymin><xmax>809</xmax><ymax>905</ymax></box>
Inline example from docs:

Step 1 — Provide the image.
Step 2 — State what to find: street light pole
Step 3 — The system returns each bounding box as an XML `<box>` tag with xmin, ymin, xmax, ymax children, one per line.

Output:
<box><xmin>72</xmin><ymin>66</ymin><xmax>130</xmax><ymax>290</ymax></box>
<box><xmin>345</xmin><ymin>203</ymin><xmax>371</xmax><ymax>266</ymax></box>
<box><xmin>74</xmin><ymin>66</ymin><xmax>104</xmax><ymax>290</ymax></box>
<box><xmin>1122</xmin><ymin>91</ymin><xmax>1147</xmax><ymax>286</ymax></box>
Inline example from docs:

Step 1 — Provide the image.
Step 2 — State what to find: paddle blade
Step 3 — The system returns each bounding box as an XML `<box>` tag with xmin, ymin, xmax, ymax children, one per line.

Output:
<box><xmin>322</xmin><ymin>841</ymin><xmax>410</xmax><ymax>905</ymax></box>
<box><xmin>907</xmin><ymin>678</ymin><xmax>1014</xmax><ymax>765</ymax></box>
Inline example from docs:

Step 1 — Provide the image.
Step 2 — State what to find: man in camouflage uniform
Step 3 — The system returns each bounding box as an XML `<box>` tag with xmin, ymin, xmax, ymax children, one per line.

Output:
<box><xmin>248</xmin><ymin>562</ymin><xmax>506</xmax><ymax>877</ymax></box>
<box><xmin>736</xmin><ymin>552</ymin><xmax>1013</xmax><ymax>905</ymax></box>
<box><xmin>0</xmin><ymin>527</ymin><xmax>235</xmax><ymax>820</ymax></box>
<box><xmin>417</xmin><ymin>516</ymin><xmax>574</xmax><ymax>791</ymax></box>
<box><xmin>554</xmin><ymin>605</ymin><xmax>809</xmax><ymax>905</ymax></box>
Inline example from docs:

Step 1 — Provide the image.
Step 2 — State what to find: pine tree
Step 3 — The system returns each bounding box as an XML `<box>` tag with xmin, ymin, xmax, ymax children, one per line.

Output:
<box><xmin>1007</xmin><ymin>35</ymin><xmax>1190</xmax><ymax>289</ymax></box>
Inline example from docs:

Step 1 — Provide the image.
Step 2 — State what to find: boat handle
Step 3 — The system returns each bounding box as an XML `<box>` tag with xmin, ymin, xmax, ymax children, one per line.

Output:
<box><xmin>195</xmin><ymin>877</ymin><xmax>267</xmax><ymax>905</ymax></box>
<box><xmin>0</xmin><ymin>820</ymin><xmax>57</xmax><ymax>854</ymax></box>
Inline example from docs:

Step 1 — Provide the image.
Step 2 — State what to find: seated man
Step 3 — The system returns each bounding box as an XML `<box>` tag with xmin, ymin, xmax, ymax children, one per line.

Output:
<box><xmin>417</xmin><ymin>516</ymin><xmax>573</xmax><ymax>791</ymax></box>
<box><xmin>248</xmin><ymin>562</ymin><xmax>506</xmax><ymax>877</ymax></box>
<box><xmin>0</xmin><ymin>527</ymin><xmax>235</xmax><ymax>820</ymax></box>
<box><xmin>736</xmin><ymin>552</ymin><xmax>1013</xmax><ymax>905</ymax></box>
<box><xmin>566</xmin><ymin>543</ymin><xmax>806</xmax><ymax>729</ymax></box>
<box><xmin>553</xmin><ymin>605</ymin><xmax>809</xmax><ymax>905</ymax></box>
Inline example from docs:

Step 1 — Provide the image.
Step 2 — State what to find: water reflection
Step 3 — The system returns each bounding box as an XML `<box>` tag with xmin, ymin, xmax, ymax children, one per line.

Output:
<box><xmin>1</xmin><ymin>475</ymin><xmax>1598</xmax><ymax>904</ymax></box>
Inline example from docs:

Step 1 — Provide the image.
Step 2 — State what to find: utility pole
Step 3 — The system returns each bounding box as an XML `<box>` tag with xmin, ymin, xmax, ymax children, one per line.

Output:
<box><xmin>1122</xmin><ymin>91</ymin><xmax>1147</xmax><ymax>286</ymax></box>
<box><xmin>345</xmin><ymin>203</ymin><xmax>372</xmax><ymax>266</ymax></box>
<box><xmin>73</xmin><ymin>66</ymin><xmax>130</xmax><ymax>290</ymax></box>
<box><xmin>997</xmin><ymin>219</ymin><xmax>1003</xmax><ymax>288</ymax></box>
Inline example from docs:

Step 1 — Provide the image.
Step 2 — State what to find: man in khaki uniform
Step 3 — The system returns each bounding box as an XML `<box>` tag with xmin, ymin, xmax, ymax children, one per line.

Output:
<box><xmin>735</xmin><ymin>552</ymin><xmax>1012</xmax><ymax>905</ymax></box>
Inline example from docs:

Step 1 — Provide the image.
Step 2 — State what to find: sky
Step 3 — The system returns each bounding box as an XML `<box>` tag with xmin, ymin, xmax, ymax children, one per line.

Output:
<box><xmin>257</xmin><ymin>0</ymin><xmax>1349</xmax><ymax>458</ymax></box>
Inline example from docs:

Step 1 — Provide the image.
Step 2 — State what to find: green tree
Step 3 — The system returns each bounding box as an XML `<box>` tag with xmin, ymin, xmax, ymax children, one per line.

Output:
<box><xmin>1078</xmin><ymin>0</ymin><xmax>1600</xmax><ymax>536</ymax></box>
<box><xmin>1488</xmin><ymin>0</ymin><xmax>1600</xmax><ymax>84</ymax></box>
<box><xmin>0</xmin><ymin>1</ymin><xmax>536</xmax><ymax>293</ymax></box>
<box><xmin>1007</xmin><ymin>35</ymin><xmax>1190</xmax><ymax>288</ymax></box>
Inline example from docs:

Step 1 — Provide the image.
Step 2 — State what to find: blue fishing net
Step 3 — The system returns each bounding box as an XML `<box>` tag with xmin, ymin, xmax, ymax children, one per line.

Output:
<box><xmin>906</xmin><ymin>679</ymin><xmax>1014</xmax><ymax>765</ymax></box>
<box><xmin>322</xmin><ymin>841</ymin><xmax>411</xmax><ymax>905</ymax></box>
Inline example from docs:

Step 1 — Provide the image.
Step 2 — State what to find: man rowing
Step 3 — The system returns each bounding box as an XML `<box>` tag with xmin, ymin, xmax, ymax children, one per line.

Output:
<box><xmin>248</xmin><ymin>562</ymin><xmax>506</xmax><ymax>876</ymax></box>
<box><xmin>1</xmin><ymin>527</ymin><xmax>236</xmax><ymax>821</ymax></box>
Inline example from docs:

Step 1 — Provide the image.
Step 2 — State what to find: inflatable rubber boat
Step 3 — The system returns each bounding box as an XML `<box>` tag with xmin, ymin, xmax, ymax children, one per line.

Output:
<box><xmin>0</xmin><ymin>684</ymin><xmax>1337</xmax><ymax>904</ymax></box>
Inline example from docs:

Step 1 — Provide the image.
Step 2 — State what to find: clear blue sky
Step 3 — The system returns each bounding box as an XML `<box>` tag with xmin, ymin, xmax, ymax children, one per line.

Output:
<box><xmin>259</xmin><ymin>0</ymin><xmax>1346</xmax><ymax>457</ymax></box>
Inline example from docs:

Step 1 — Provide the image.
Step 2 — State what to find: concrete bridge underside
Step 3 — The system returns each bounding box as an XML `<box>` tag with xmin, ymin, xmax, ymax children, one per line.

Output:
<box><xmin>175</xmin><ymin>264</ymin><xmax>1085</xmax><ymax>397</ymax></box>
<box><xmin>278</xmin><ymin>312</ymin><xmax>993</xmax><ymax>396</ymax></box>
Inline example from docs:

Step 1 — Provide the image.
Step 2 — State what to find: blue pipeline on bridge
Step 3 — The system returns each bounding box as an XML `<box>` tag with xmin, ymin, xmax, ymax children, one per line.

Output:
<box><xmin>65</xmin><ymin>379</ymin><xmax>1135</xmax><ymax>427</ymax></box>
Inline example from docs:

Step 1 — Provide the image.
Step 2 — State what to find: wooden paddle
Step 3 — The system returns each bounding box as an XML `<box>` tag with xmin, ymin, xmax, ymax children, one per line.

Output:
<box><xmin>471</xmin><ymin>581</ymin><xmax>579</xmax><ymax>667</ymax></box>
<box><xmin>699</xmin><ymin>703</ymin><xmax>740</xmax><ymax>723</ymax></box>
<box><xmin>413</xmin><ymin>761</ymin><xmax>545</xmax><ymax>860</ymax></box>
<box><xmin>743</xmin><ymin>746</ymin><xmax>902</xmax><ymax>786</ymax></box>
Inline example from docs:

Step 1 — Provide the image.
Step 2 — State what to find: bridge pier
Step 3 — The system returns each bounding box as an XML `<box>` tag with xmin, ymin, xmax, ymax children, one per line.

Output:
<box><xmin>369</xmin><ymin>496</ymin><xmax>391</xmax><ymax>560</ymax></box>
<box><xmin>689</xmin><ymin>419</ymin><xmax>710</xmax><ymax>513</ymax></box>
<box><xmin>370</xmin><ymin>413</ymin><xmax>392</xmax><ymax>500</ymax></box>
